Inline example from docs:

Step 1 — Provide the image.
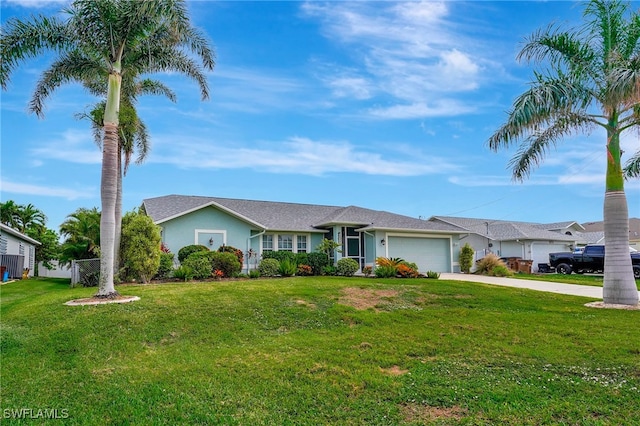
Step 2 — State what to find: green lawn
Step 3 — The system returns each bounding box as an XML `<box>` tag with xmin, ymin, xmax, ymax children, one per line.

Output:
<box><xmin>2</xmin><ymin>277</ymin><xmax>639</xmax><ymax>425</ymax></box>
<box><xmin>514</xmin><ymin>273</ymin><xmax>640</xmax><ymax>289</ymax></box>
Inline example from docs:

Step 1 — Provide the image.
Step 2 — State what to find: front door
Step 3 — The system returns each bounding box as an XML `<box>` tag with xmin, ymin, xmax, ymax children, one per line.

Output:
<box><xmin>343</xmin><ymin>227</ymin><xmax>364</xmax><ymax>269</ymax></box>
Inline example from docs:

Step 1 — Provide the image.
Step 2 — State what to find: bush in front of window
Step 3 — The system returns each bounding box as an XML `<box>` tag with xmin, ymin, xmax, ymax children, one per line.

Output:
<box><xmin>307</xmin><ymin>252</ymin><xmax>329</xmax><ymax>276</ymax></box>
<box><xmin>336</xmin><ymin>258</ymin><xmax>359</xmax><ymax>276</ymax></box>
<box><xmin>258</xmin><ymin>258</ymin><xmax>280</xmax><ymax>277</ymax></box>
<box><xmin>278</xmin><ymin>258</ymin><xmax>297</xmax><ymax>277</ymax></box>
<box><xmin>262</xmin><ymin>250</ymin><xmax>296</xmax><ymax>264</ymax></box>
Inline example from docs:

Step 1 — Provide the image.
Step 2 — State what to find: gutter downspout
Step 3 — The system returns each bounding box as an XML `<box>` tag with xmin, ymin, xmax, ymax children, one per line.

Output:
<box><xmin>247</xmin><ymin>229</ymin><xmax>266</xmax><ymax>273</ymax></box>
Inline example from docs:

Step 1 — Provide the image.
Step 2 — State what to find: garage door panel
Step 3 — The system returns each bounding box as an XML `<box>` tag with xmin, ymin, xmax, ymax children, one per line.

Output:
<box><xmin>388</xmin><ymin>237</ymin><xmax>450</xmax><ymax>272</ymax></box>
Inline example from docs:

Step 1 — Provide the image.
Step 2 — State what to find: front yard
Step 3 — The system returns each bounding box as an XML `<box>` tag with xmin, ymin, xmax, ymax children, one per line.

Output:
<box><xmin>2</xmin><ymin>277</ymin><xmax>639</xmax><ymax>424</ymax></box>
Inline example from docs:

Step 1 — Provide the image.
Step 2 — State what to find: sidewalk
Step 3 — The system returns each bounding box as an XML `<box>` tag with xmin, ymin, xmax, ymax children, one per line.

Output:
<box><xmin>439</xmin><ymin>273</ymin><xmax>611</xmax><ymax>299</ymax></box>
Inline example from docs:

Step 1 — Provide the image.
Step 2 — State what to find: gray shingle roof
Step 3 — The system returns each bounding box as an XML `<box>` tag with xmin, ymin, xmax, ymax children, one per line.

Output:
<box><xmin>430</xmin><ymin>216</ymin><xmax>577</xmax><ymax>242</ymax></box>
<box><xmin>143</xmin><ymin>195</ymin><xmax>465</xmax><ymax>233</ymax></box>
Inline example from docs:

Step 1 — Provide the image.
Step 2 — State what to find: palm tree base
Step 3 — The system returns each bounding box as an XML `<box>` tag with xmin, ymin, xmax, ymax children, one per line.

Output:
<box><xmin>93</xmin><ymin>291</ymin><xmax>121</xmax><ymax>299</ymax></box>
<box><xmin>585</xmin><ymin>301</ymin><xmax>640</xmax><ymax>310</ymax></box>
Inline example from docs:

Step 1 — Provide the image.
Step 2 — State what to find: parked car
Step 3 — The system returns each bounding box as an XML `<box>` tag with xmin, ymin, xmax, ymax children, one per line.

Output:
<box><xmin>549</xmin><ymin>244</ymin><xmax>640</xmax><ymax>278</ymax></box>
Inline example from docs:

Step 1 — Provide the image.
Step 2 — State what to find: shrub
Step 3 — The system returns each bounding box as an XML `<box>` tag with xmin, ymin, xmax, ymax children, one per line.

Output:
<box><xmin>182</xmin><ymin>252</ymin><xmax>212</xmax><ymax>279</ymax></box>
<box><xmin>173</xmin><ymin>265</ymin><xmax>193</xmax><ymax>282</ymax></box>
<box><xmin>362</xmin><ymin>265</ymin><xmax>373</xmax><ymax>277</ymax></box>
<box><xmin>262</xmin><ymin>250</ymin><xmax>296</xmax><ymax>264</ymax></box>
<box><xmin>295</xmin><ymin>252</ymin><xmax>309</xmax><ymax>266</ymax></box>
<box><xmin>459</xmin><ymin>243</ymin><xmax>475</xmax><ymax>273</ymax></box>
<box><xmin>178</xmin><ymin>244</ymin><xmax>209</xmax><ymax>263</ymax></box>
<box><xmin>258</xmin><ymin>258</ymin><xmax>280</xmax><ymax>277</ymax></box>
<box><xmin>426</xmin><ymin>270</ymin><xmax>440</xmax><ymax>279</ymax></box>
<box><xmin>336</xmin><ymin>258</ymin><xmax>359</xmax><ymax>276</ymax></box>
<box><xmin>249</xmin><ymin>269</ymin><xmax>261</xmax><ymax>279</ymax></box>
<box><xmin>397</xmin><ymin>263</ymin><xmax>419</xmax><ymax>278</ymax></box>
<box><xmin>297</xmin><ymin>264</ymin><xmax>313</xmax><ymax>276</ymax></box>
<box><xmin>489</xmin><ymin>264</ymin><xmax>513</xmax><ymax>277</ymax></box>
<box><xmin>210</xmin><ymin>251</ymin><xmax>242</xmax><ymax>278</ymax></box>
<box><xmin>119</xmin><ymin>211</ymin><xmax>162</xmax><ymax>284</ymax></box>
<box><xmin>307</xmin><ymin>252</ymin><xmax>329</xmax><ymax>275</ymax></box>
<box><xmin>278</xmin><ymin>258</ymin><xmax>297</xmax><ymax>277</ymax></box>
<box><xmin>218</xmin><ymin>245</ymin><xmax>244</xmax><ymax>265</ymax></box>
<box><xmin>323</xmin><ymin>265</ymin><xmax>337</xmax><ymax>276</ymax></box>
<box><xmin>155</xmin><ymin>252</ymin><xmax>175</xmax><ymax>279</ymax></box>
<box><xmin>475</xmin><ymin>254</ymin><xmax>508</xmax><ymax>276</ymax></box>
<box><xmin>375</xmin><ymin>265</ymin><xmax>397</xmax><ymax>278</ymax></box>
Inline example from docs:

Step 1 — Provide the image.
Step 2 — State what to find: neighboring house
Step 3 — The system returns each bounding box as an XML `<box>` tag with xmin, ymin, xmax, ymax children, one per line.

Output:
<box><xmin>142</xmin><ymin>195</ymin><xmax>467</xmax><ymax>273</ymax></box>
<box><xmin>581</xmin><ymin>218</ymin><xmax>640</xmax><ymax>250</ymax></box>
<box><xmin>0</xmin><ymin>223</ymin><xmax>40</xmax><ymax>278</ymax></box>
<box><xmin>428</xmin><ymin>216</ymin><xmax>578</xmax><ymax>272</ymax></box>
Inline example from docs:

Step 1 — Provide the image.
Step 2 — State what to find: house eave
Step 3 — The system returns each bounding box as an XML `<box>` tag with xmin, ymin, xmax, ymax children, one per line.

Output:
<box><xmin>0</xmin><ymin>224</ymin><xmax>41</xmax><ymax>245</ymax></box>
<box><xmin>153</xmin><ymin>201</ymin><xmax>267</xmax><ymax>229</ymax></box>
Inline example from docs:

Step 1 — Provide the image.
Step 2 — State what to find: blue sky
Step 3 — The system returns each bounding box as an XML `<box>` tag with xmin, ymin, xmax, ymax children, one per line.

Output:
<box><xmin>1</xmin><ymin>0</ymin><xmax>639</xmax><ymax>233</ymax></box>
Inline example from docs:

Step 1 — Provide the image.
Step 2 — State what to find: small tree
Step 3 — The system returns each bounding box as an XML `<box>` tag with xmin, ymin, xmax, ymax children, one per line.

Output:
<box><xmin>459</xmin><ymin>243</ymin><xmax>475</xmax><ymax>274</ymax></box>
<box><xmin>120</xmin><ymin>211</ymin><xmax>161</xmax><ymax>284</ymax></box>
<box><xmin>316</xmin><ymin>238</ymin><xmax>342</xmax><ymax>264</ymax></box>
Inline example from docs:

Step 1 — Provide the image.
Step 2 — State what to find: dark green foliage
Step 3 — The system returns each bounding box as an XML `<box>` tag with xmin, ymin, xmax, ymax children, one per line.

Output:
<box><xmin>307</xmin><ymin>252</ymin><xmax>329</xmax><ymax>275</ymax></box>
<box><xmin>182</xmin><ymin>253</ymin><xmax>212</xmax><ymax>279</ymax></box>
<box><xmin>258</xmin><ymin>258</ymin><xmax>280</xmax><ymax>277</ymax></box>
<box><xmin>218</xmin><ymin>245</ymin><xmax>243</xmax><ymax>265</ymax></box>
<box><xmin>459</xmin><ymin>243</ymin><xmax>475</xmax><ymax>273</ymax></box>
<box><xmin>262</xmin><ymin>250</ymin><xmax>296</xmax><ymax>264</ymax></box>
<box><xmin>119</xmin><ymin>211</ymin><xmax>161</xmax><ymax>284</ymax></box>
<box><xmin>375</xmin><ymin>265</ymin><xmax>397</xmax><ymax>278</ymax></box>
<box><xmin>336</xmin><ymin>258</ymin><xmax>359</xmax><ymax>276</ymax></box>
<box><xmin>178</xmin><ymin>245</ymin><xmax>209</xmax><ymax>263</ymax></box>
<box><xmin>295</xmin><ymin>252</ymin><xmax>309</xmax><ymax>266</ymax></box>
<box><xmin>278</xmin><ymin>258</ymin><xmax>297</xmax><ymax>277</ymax></box>
<box><xmin>210</xmin><ymin>251</ymin><xmax>241</xmax><ymax>278</ymax></box>
<box><xmin>156</xmin><ymin>252</ymin><xmax>174</xmax><ymax>279</ymax></box>
<box><xmin>248</xmin><ymin>269</ymin><xmax>260</xmax><ymax>279</ymax></box>
<box><xmin>322</xmin><ymin>265</ymin><xmax>337</xmax><ymax>276</ymax></box>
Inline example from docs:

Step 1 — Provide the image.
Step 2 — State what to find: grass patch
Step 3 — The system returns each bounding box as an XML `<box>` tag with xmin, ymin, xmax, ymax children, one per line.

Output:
<box><xmin>2</xmin><ymin>277</ymin><xmax>639</xmax><ymax>424</ymax></box>
<box><xmin>515</xmin><ymin>273</ymin><xmax>640</xmax><ymax>289</ymax></box>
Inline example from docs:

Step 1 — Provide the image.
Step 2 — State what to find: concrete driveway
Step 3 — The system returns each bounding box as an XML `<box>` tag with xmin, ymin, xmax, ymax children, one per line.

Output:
<box><xmin>439</xmin><ymin>273</ymin><xmax>610</xmax><ymax>299</ymax></box>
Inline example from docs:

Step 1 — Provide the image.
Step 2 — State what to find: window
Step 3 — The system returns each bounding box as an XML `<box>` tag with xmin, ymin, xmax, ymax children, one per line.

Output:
<box><xmin>262</xmin><ymin>235</ymin><xmax>273</xmax><ymax>251</ymax></box>
<box><xmin>278</xmin><ymin>235</ymin><xmax>293</xmax><ymax>251</ymax></box>
<box><xmin>0</xmin><ymin>236</ymin><xmax>7</xmax><ymax>255</ymax></box>
<box><xmin>297</xmin><ymin>235</ymin><xmax>307</xmax><ymax>253</ymax></box>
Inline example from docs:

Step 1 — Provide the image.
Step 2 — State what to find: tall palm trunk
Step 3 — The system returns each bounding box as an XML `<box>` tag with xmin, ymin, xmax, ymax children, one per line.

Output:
<box><xmin>114</xmin><ymin>147</ymin><xmax>123</xmax><ymax>278</ymax></box>
<box><xmin>97</xmin><ymin>70</ymin><xmax>122</xmax><ymax>297</ymax></box>
<box><xmin>602</xmin><ymin>129</ymin><xmax>638</xmax><ymax>305</ymax></box>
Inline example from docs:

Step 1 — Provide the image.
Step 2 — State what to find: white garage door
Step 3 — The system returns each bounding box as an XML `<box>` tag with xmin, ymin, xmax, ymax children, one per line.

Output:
<box><xmin>532</xmin><ymin>243</ymin><xmax>570</xmax><ymax>272</ymax></box>
<box><xmin>388</xmin><ymin>236</ymin><xmax>451</xmax><ymax>272</ymax></box>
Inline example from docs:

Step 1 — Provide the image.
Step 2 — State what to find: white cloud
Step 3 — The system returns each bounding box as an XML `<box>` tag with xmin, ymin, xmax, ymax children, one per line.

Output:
<box><xmin>369</xmin><ymin>100</ymin><xmax>476</xmax><ymax>119</ymax></box>
<box><xmin>4</xmin><ymin>0</ymin><xmax>66</xmax><ymax>8</ymax></box>
<box><xmin>302</xmin><ymin>1</ymin><xmax>485</xmax><ymax>118</ymax></box>
<box><xmin>29</xmin><ymin>128</ymin><xmax>101</xmax><ymax>164</ymax></box>
<box><xmin>149</xmin><ymin>135</ymin><xmax>459</xmax><ymax>177</ymax></box>
<box><xmin>1</xmin><ymin>180</ymin><xmax>92</xmax><ymax>200</ymax></box>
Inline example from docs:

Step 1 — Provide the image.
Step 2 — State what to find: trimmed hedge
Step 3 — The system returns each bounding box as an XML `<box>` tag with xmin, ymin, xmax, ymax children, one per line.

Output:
<box><xmin>178</xmin><ymin>245</ymin><xmax>209</xmax><ymax>263</ymax></box>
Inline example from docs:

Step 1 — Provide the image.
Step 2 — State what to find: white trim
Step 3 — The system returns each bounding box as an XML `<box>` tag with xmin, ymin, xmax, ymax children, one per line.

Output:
<box><xmin>195</xmin><ymin>229</ymin><xmax>227</xmax><ymax>247</ymax></box>
<box><xmin>260</xmin><ymin>232</ymin><xmax>311</xmax><ymax>255</ymax></box>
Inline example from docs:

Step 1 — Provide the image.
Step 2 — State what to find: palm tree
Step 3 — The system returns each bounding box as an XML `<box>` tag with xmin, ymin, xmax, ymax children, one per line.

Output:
<box><xmin>488</xmin><ymin>0</ymin><xmax>639</xmax><ymax>306</ymax></box>
<box><xmin>1</xmin><ymin>0</ymin><xmax>215</xmax><ymax>297</ymax></box>
<box><xmin>79</xmin><ymin>76</ymin><xmax>177</xmax><ymax>274</ymax></box>
<box><xmin>0</xmin><ymin>200</ymin><xmax>20</xmax><ymax>229</ymax></box>
<box><xmin>13</xmin><ymin>203</ymin><xmax>47</xmax><ymax>234</ymax></box>
<box><xmin>59</xmin><ymin>207</ymin><xmax>102</xmax><ymax>266</ymax></box>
